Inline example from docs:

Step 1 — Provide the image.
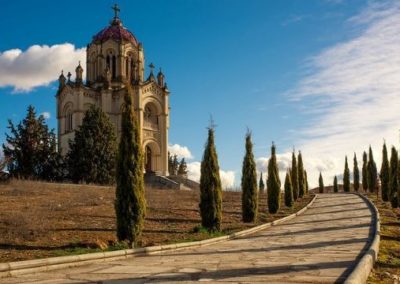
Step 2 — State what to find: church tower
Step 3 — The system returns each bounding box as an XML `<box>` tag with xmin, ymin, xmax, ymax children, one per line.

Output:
<box><xmin>56</xmin><ymin>5</ymin><xmax>170</xmax><ymax>176</ymax></box>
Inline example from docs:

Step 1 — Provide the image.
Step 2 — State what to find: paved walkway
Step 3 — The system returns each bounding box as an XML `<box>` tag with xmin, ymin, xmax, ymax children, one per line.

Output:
<box><xmin>1</xmin><ymin>193</ymin><xmax>374</xmax><ymax>283</ymax></box>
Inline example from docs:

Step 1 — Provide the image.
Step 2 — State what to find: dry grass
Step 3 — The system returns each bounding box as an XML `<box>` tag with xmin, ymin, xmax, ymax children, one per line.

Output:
<box><xmin>0</xmin><ymin>179</ymin><xmax>313</xmax><ymax>262</ymax></box>
<box><xmin>367</xmin><ymin>193</ymin><xmax>400</xmax><ymax>283</ymax></box>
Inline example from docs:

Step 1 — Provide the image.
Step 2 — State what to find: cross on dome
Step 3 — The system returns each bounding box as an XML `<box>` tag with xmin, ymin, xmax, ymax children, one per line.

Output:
<box><xmin>112</xmin><ymin>4</ymin><xmax>120</xmax><ymax>18</ymax></box>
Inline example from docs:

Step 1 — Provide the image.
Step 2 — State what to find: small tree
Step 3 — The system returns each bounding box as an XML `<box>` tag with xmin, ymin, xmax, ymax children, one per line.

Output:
<box><xmin>362</xmin><ymin>151</ymin><xmax>368</xmax><ymax>191</ymax></box>
<box><xmin>298</xmin><ymin>151</ymin><xmax>305</xmax><ymax>198</ymax></box>
<box><xmin>343</xmin><ymin>156</ymin><xmax>350</xmax><ymax>192</ymax></box>
<box><xmin>291</xmin><ymin>151</ymin><xmax>299</xmax><ymax>201</ymax></box>
<box><xmin>2</xmin><ymin>105</ymin><xmax>63</xmax><ymax>180</ymax></box>
<box><xmin>367</xmin><ymin>146</ymin><xmax>378</xmax><ymax>193</ymax></box>
<box><xmin>319</xmin><ymin>173</ymin><xmax>324</xmax><ymax>193</ymax></box>
<box><xmin>389</xmin><ymin>146</ymin><xmax>398</xmax><ymax>208</ymax></box>
<box><xmin>67</xmin><ymin>105</ymin><xmax>117</xmax><ymax>185</ymax></box>
<box><xmin>177</xmin><ymin>158</ymin><xmax>188</xmax><ymax>177</ymax></box>
<box><xmin>353</xmin><ymin>153</ymin><xmax>360</xmax><ymax>192</ymax></box>
<box><xmin>267</xmin><ymin>143</ymin><xmax>281</xmax><ymax>214</ymax></box>
<box><xmin>284</xmin><ymin>171</ymin><xmax>294</xmax><ymax>207</ymax></box>
<box><xmin>168</xmin><ymin>152</ymin><xmax>173</xmax><ymax>175</ymax></box>
<box><xmin>259</xmin><ymin>172</ymin><xmax>265</xmax><ymax>192</ymax></box>
<box><xmin>333</xmin><ymin>176</ymin><xmax>338</xmax><ymax>193</ymax></box>
<box><xmin>199</xmin><ymin>123</ymin><xmax>222</xmax><ymax>232</ymax></box>
<box><xmin>241</xmin><ymin>131</ymin><xmax>258</xmax><ymax>222</ymax></box>
<box><xmin>115</xmin><ymin>90</ymin><xmax>146</xmax><ymax>247</ymax></box>
<box><xmin>380</xmin><ymin>143</ymin><xmax>390</xmax><ymax>201</ymax></box>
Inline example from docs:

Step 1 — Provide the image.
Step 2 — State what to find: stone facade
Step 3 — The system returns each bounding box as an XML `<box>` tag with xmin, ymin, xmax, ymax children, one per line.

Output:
<box><xmin>56</xmin><ymin>7</ymin><xmax>170</xmax><ymax>176</ymax></box>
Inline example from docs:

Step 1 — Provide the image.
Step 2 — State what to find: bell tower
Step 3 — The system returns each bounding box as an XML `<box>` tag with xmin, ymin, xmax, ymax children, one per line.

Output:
<box><xmin>86</xmin><ymin>4</ymin><xmax>144</xmax><ymax>88</ymax></box>
<box><xmin>57</xmin><ymin>5</ymin><xmax>170</xmax><ymax>176</ymax></box>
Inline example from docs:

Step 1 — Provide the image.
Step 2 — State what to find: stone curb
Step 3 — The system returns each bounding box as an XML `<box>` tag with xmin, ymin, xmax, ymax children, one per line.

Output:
<box><xmin>344</xmin><ymin>193</ymin><xmax>380</xmax><ymax>284</ymax></box>
<box><xmin>0</xmin><ymin>194</ymin><xmax>317</xmax><ymax>278</ymax></box>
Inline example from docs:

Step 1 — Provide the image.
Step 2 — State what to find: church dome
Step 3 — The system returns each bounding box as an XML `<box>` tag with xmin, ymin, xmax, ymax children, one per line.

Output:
<box><xmin>92</xmin><ymin>15</ymin><xmax>138</xmax><ymax>46</ymax></box>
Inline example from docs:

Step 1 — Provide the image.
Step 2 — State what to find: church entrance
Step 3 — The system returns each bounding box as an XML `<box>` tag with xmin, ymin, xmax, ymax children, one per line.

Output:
<box><xmin>145</xmin><ymin>146</ymin><xmax>153</xmax><ymax>173</ymax></box>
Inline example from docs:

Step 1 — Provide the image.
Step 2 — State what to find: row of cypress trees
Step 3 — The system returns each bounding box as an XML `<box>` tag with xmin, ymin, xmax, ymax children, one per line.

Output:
<box><xmin>324</xmin><ymin>146</ymin><xmax>380</xmax><ymax>195</ymax></box>
<box><xmin>379</xmin><ymin>142</ymin><xmax>400</xmax><ymax>208</ymax></box>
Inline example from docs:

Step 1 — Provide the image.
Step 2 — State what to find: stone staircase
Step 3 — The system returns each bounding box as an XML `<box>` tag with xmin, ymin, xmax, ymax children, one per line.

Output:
<box><xmin>144</xmin><ymin>174</ymin><xmax>195</xmax><ymax>190</ymax></box>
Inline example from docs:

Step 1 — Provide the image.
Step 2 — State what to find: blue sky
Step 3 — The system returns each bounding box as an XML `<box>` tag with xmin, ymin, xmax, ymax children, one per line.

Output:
<box><xmin>1</xmin><ymin>0</ymin><xmax>400</xmax><ymax>188</ymax></box>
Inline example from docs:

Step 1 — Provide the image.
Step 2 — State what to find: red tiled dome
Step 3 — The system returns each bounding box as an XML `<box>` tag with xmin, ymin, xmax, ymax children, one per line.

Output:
<box><xmin>92</xmin><ymin>19</ymin><xmax>138</xmax><ymax>46</ymax></box>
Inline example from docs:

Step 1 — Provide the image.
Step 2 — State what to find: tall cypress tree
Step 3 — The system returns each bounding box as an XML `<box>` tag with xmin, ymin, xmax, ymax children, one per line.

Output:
<box><xmin>304</xmin><ymin>170</ymin><xmax>309</xmax><ymax>194</ymax></box>
<box><xmin>241</xmin><ymin>131</ymin><xmax>258</xmax><ymax>223</ymax></box>
<box><xmin>362</xmin><ymin>151</ymin><xmax>368</xmax><ymax>191</ymax></box>
<box><xmin>67</xmin><ymin>105</ymin><xmax>117</xmax><ymax>185</ymax></box>
<box><xmin>380</xmin><ymin>143</ymin><xmax>390</xmax><ymax>201</ymax></box>
<box><xmin>367</xmin><ymin>146</ymin><xmax>378</xmax><ymax>193</ymax></box>
<box><xmin>333</xmin><ymin>176</ymin><xmax>338</xmax><ymax>193</ymax></box>
<box><xmin>267</xmin><ymin>143</ymin><xmax>281</xmax><ymax>214</ymax></box>
<box><xmin>259</xmin><ymin>172</ymin><xmax>265</xmax><ymax>192</ymax></box>
<box><xmin>284</xmin><ymin>171</ymin><xmax>294</xmax><ymax>207</ymax></box>
<box><xmin>389</xmin><ymin>146</ymin><xmax>398</xmax><ymax>208</ymax></box>
<box><xmin>319</xmin><ymin>173</ymin><xmax>324</xmax><ymax>193</ymax></box>
<box><xmin>298</xmin><ymin>151</ymin><xmax>305</xmax><ymax>198</ymax></box>
<box><xmin>115</xmin><ymin>90</ymin><xmax>146</xmax><ymax>247</ymax></box>
<box><xmin>199</xmin><ymin>124</ymin><xmax>222</xmax><ymax>232</ymax></box>
<box><xmin>353</xmin><ymin>153</ymin><xmax>360</xmax><ymax>192</ymax></box>
<box><xmin>291</xmin><ymin>151</ymin><xmax>299</xmax><ymax>201</ymax></box>
<box><xmin>343</xmin><ymin>156</ymin><xmax>350</xmax><ymax>192</ymax></box>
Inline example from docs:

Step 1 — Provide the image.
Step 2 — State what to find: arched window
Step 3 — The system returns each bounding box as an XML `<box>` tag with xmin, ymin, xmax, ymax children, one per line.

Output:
<box><xmin>106</xmin><ymin>55</ymin><xmax>111</xmax><ymax>70</ymax></box>
<box><xmin>65</xmin><ymin>111</ymin><xmax>73</xmax><ymax>133</ymax></box>
<box><xmin>112</xmin><ymin>55</ymin><xmax>116</xmax><ymax>79</ymax></box>
<box><xmin>126</xmin><ymin>57</ymin><xmax>129</xmax><ymax>79</ymax></box>
<box><xmin>144</xmin><ymin>104</ymin><xmax>159</xmax><ymax>130</ymax></box>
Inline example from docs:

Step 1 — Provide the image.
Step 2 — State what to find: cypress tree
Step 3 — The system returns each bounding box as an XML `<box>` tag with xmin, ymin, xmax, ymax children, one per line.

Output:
<box><xmin>389</xmin><ymin>146</ymin><xmax>398</xmax><ymax>208</ymax></box>
<box><xmin>333</xmin><ymin>176</ymin><xmax>338</xmax><ymax>193</ymax></box>
<box><xmin>362</xmin><ymin>151</ymin><xmax>368</xmax><ymax>191</ymax></box>
<box><xmin>67</xmin><ymin>105</ymin><xmax>117</xmax><ymax>185</ymax></box>
<box><xmin>319</xmin><ymin>173</ymin><xmax>324</xmax><ymax>193</ymax></box>
<box><xmin>380</xmin><ymin>143</ymin><xmax>390</xmax><ymax>201</ymax></box>
<box><xmin>259</xmin><ymin>172</ymin><xmax>265</xmax><ymax>192</ymax></box>
<box><xmin>298</xmin><ymin>151</ymin><xmax>305</xmax><ymax>198</ymax></box>
<box><xmin>291</xmin><ymin>151</ymin><xmax>299</xmax><ymax>201</ymax></box>
<box><xmin>343</xmin><ymin>156</ymin><xmax>350</xmax><ymax>192</ymax></box>
<box><xmin>367</xmin><ymin>146</ymin><xmax>378</xmax><ymax>193</ymax></box>
<box><xmin>115</xmin><ymin>90</ymin><xmax>146</xmax><ymax>247</ymax></box>
<box><xmin>241</xmin><ymin>131</ymin><xmax>258</xmax><ymax>222</ymax></box>
<box><xmin>353</xmin><ymin>153</ymin><xmax>360</xmax><ymax>192</ymax></box>
<box><xmin>199</xmin><ymin>124</ymin><xmax>222</xmax><ymax>232</ymax></box>
<box><xmin>267</xmin><ymin>143</ymin><xmax>281</xmax><ymax>214</ymax></box>
<box><xmin>304</xmin><ymin>170</ymin><xmax>309</xmax><ymax>193</ymax></box>
<box><xmin>284</xmin><ymin>171</ymin><xmax>294</xmax><ymax>207</ymax></box>
<box><xmin>177</xmin><ymin>158</ymin><xmax>188</xmax><ymax>177</ymax></box>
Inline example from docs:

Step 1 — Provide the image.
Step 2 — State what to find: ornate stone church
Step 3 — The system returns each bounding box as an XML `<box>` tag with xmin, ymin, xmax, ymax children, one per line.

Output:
<box><xmin>56</xmin><ymin>5</ymin><xmax>169</xmax><ymax>176</ymax></box>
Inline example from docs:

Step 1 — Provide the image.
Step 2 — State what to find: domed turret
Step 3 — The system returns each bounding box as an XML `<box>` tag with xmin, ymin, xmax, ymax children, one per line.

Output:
<box><xmin>58</xmin><ymin>70</ymin><xmax>66</xmax><ymax>89</ymax></box>
<box><xmin>86</xmin><ymin>4</ymin><xmax>144</xmax><ymax>86</ymax></box>
<box><xmin>75</xmin><ymin>61</ymin><xmax>84</xmax><ymax>85</ymax></box>
<box><xmin>92</xmin><ymin>4</ymin><xmax>138</xmax><ymax>46</ymax></box>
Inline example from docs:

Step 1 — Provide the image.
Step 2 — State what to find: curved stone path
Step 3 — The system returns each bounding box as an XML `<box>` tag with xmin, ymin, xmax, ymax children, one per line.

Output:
<box><xmin>1</xmin><ymin>193</ymin><xmax>374</xmax><ymax>283</ymax></box>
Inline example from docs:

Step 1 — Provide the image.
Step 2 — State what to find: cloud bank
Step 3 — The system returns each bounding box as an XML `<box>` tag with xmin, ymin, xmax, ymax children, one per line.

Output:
<box><xmin>0</xmin><ymin>43</ymin><xmax>85</xmax><ymax>92</ymax></box>
<box><xmin>168</xmin><ymin>144</ymin><xmax>193</xmax><ymax>159</ymax></box>
<box><xmin>286</xmin><ymin>0</ymin><xmax>400</xmax><ymax>187</ymax></box>
<box><xmin>169</xmin><ymin>143</ymin><xmax>235</xmax><ymax>189</ymax></box>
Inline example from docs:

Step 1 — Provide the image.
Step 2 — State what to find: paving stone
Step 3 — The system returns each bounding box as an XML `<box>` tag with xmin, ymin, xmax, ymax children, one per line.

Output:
<box><xmin>1</xmin><ymin>193</ymin><xmax>373</xmax><ymax>283</ymax></box>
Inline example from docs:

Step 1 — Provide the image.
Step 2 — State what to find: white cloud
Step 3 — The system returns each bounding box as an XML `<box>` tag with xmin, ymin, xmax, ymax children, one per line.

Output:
<box><xmin>186</xmin><ymin>161</ymin><xmax>236</xmax><ymax>190</ymax></box>
<box><xmin>0</xmin><ymin>43</ymin><xmax>86</xmax><ymax>92</ymax></box>
<box><xmin>40</xmin><ymin>112</ymin><xmax>51</xmax><ymax>119</ymax></box>
<box><xmin>168</xmin><ymin>143</ymin><xmax>193</xmax><ymax>159</ymax></box>
<box><xmin>287</xmin><ymin>0</ymin><xmax>400</xmax><ymax>188</ymax></box>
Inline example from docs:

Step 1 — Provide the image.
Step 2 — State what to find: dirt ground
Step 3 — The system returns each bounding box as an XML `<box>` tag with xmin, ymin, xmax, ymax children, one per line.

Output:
<box><xmin>0</xmin><ymin>179</ymin><xmax>313</xmax><ymax>262</ymax></box>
